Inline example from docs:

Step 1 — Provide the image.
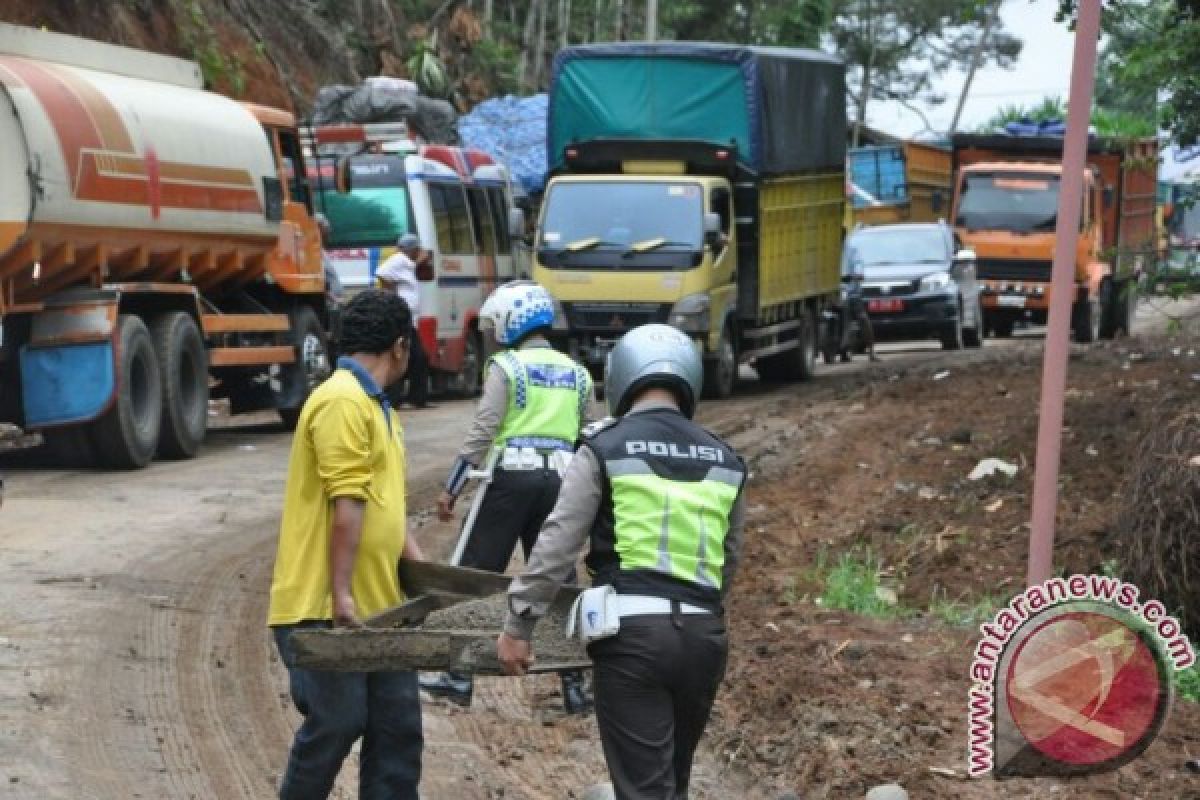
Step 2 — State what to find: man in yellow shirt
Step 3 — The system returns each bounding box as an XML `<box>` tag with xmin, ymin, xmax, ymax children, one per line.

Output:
<box><xmin>268</xmin><ymin>289</ymin><xmax>426</xmax><ymax>800</ymax></box>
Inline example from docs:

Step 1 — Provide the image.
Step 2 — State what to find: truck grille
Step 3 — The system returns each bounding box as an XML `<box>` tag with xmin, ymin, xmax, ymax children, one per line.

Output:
<box><xmin>565</xmin><ymin>302</ymin><xmax>671</xmax><ymax>333</ymax></box>
<box><xmin>976</xmin><ymin>258</ymin><xmax>1053</xmax><ymax>282</ymax></box>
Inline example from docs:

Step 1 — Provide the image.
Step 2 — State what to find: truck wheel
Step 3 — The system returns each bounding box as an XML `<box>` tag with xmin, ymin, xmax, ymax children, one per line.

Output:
<box><xmin>279</xmin><ymin>306</ymin><xmax>331</xmax><ymax>430</ymax></box>
<box><xmin>39</xmin><ymin>425</ymin><xmax>96</xmax><ymax>468</ymax></box>
<box><xmin>1071</xmin><ymin>295</ymin><xmax>1100</xmax><ymax>343</ymax></box>
<box><xmin>90</xmin><ymin>314</ymin><xmax>163</xmax><ymax>469</ymax></box>
<box><xmin>151</xmin><ymin>312</ymin><xmax>208</xmax><ymax>459</ymax></box>
<box><xmin>991</xmin><ymin>316</ymin><xmax>1014</xmax><ymax>338</ymax></box>
<box><xmin>796</xmin><ymin>311</ymin><xmax>817</xmax><ymax>381</ymax></box>
<box><xmin>1098</xmin><ymin>279</ymin><xmax>1119</xmax><ymax>339</ymax></box>
<box><xmin>702</xmin><ymin>323</ymin><xmax>736</xmax><ymax>399</ymax></box>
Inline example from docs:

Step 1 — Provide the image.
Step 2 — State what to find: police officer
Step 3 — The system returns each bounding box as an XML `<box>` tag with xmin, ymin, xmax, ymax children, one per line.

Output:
<box><xmin>497</xmin><ymin>324</ymin><xmax>746</xmax><ymax>800</ymax></box>
<box><xmin>422</xmin><ymin>281</ymin><xmax>593</xmax><ymax>713</ymax></box>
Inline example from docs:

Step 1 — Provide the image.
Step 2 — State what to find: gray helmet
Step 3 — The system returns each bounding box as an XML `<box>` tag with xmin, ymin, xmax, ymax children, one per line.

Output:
<box><xmin>605</xmin><ymin>324</ymin><xmax>703</xmax><ymax>418</ymax></box>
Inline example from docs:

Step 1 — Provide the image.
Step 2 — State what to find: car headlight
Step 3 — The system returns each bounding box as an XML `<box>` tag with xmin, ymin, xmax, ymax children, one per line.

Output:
<box><xmin>668</xmin><ymin>293</ymin><xmax>710</xmax><ymax>333</ymax></box>
<box><xmin>919</xmin><ymin>271</ymin><xmax>952</xmax><ymax>292</ymax></box>
<box><xmin>552</xmin><ymin>297</ymin><xmax>568</xmax><ymax>331</ymax></box>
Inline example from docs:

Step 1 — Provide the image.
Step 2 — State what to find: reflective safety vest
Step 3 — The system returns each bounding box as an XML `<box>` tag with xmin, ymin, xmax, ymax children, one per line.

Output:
<box><xmin>583</xmin><ymin>408</ymin><xmax>745</xmax><ymax>606</ymax></box>
<box><xmin>490</xmin><ymin>346</ymin><xmax>591</xmax><ymax>452</ymax></box>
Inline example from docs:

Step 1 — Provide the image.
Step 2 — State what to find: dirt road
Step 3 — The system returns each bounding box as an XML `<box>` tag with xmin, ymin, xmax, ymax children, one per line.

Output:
<box><xmin>1</xmin><ymin>296</ymin><xmax>1195</xmax><ymax>799</ymax></box>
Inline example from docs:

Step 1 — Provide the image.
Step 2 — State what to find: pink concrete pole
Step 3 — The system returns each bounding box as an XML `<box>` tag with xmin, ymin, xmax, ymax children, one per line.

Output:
<box><xmin>1027</xmin><ymin>0</ymin><xmax>1103</xmax><ymax>586</ymax></box>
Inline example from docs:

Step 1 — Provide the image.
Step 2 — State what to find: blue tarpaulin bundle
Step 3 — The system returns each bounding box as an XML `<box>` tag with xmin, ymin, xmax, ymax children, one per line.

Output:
<box><xmin>458</xmin><ymin>94</ymin><xmax>549</xmax><ymax>194</ymax></box>
<box><xmin>1002</xmin><ymin>118</ymin><xmax>1068</xmax><ymax>137</ymax></box>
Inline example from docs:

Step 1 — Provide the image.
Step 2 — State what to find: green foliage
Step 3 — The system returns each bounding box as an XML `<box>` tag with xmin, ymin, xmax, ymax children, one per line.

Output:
<box><xmin>407</xmin><ymin>43</ymin><xmax>450</xmax><ymax>99</ymax></box>
<box><xmin>1177</xmin><ymin>663</ymin><xmax>1200</xmax><ymax>702</ymax></box>
<box><xmin>830</xmin><ymin>0</ymin><xmax>1023</xmax><ymax>135</ymax></box>
<box><xmin>978</xmin><ymin>95</ymin><xmax>1155</xmax><ymax>137</ymax></box>
<box><xmin>929</xmin><ymin>590</ymin><xmax>1003</xmax><ymax>627</ymax></box>
<box><xmin>1058</xmin><ymin>0</ymin><xmax>1200</xmax><ymax>146</ymax></box>
<box><xmin>819</xmin><ymin>549</ymin><xmax>902</xmax><ymax>618</ymax></box>
<box><xmin>178</xmin><ymin>0</ymin><xmax>244</xmax><ymax>95</ymax></box>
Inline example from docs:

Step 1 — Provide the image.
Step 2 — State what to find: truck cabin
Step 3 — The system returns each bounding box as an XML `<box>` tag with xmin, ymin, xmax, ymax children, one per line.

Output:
<box><xmin>954</xmin><ymin>162</ymin><xmax>1104</xmax><ymax>236</ymax></box>
<box><xmin>538</xmin><ymin>140</ymin><xmax>735</xmax><ymax>270</ymax></box>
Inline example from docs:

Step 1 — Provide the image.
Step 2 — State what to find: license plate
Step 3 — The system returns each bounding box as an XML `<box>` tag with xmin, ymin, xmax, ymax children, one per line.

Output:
<box><xmin>996</xmin><ymin>295</ymin><xmax>1027</xmax><ymax>308</ymax></box>
<box><xmin>868</xmin><ymin>298</ymin><xmax>905</xmax><ymax>313</ymax></box>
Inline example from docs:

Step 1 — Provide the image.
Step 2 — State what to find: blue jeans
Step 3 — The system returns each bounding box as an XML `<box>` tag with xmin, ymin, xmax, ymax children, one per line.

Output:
<box><xmin>273</xmin><ymin>623</ymin><xmax>423</xmax><ymax>800</ymax></box>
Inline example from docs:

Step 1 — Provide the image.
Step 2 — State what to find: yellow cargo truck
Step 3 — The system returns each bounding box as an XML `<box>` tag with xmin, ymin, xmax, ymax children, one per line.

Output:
<box><xmin>533</xmin><ymin>43</ymin><xmax>846</xmax><ymax>397</ymax></box>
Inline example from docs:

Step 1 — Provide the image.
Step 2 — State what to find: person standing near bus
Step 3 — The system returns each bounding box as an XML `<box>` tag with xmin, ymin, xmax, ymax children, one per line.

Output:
<box><xmin>377</xmin><ymin>234</ymin><xmax>434</xmax><ymax>409</ymax></box>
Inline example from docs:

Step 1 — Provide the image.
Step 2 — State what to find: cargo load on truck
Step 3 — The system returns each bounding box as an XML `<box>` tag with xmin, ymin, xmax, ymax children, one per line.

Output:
<box><xmin>846</xmin><ymin>140</ymin><xmax>952</xmax><ymax>228</ymax></box>
<box><xmin>951</xmin><ymin>132</ymin><xmax>1157</xmax><ymax>342</ymax></box>
<box><xmin>0</xmin><ymin>24</ymin><xmax>328</xmax><ymax>468</ymax></box>
<box><xmin>535</xmin><ymin>43</ymin><xmax>847</xmax><ymax>397</ymax></box>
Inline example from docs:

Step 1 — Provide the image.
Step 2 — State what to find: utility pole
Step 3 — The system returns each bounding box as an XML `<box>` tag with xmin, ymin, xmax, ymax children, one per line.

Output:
<box><xmin>949</xmin><ymin>0</ymin><xmax>1001</xmax><ymax>133</ymax></box>
<box><xmin>1026</xmin><ymin>0</ymin><xmax>1102</xmax><ymax>586</ymax></box>
<box><xmin>646</xmin><ymin>0</ymin><xmax>658</xmax><ymax>41</ymax></box>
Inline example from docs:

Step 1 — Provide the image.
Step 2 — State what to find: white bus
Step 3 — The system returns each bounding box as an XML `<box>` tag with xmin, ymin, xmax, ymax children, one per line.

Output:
<box><xmin>309</xmin><ymin>125</ymin><xmax>522</xmax><ymax>393</ymax></box>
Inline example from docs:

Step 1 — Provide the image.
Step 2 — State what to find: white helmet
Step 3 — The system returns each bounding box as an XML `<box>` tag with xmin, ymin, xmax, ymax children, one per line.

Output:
<box><xmin>478</xmin><ymin>281</ymin><xmax>556</xmax><ymax>346</ymax></box>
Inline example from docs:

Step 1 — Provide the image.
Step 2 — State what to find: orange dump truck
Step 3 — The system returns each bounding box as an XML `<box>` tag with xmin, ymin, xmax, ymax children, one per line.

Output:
<box><xmin>951</xmin><ymin>133</ymin><xmax>1157</xmax><ymax>341</ymax></box>
<box><xmin>0</xmin><ymin>24</ymin><xmax>328</xmax><ymax>468</ymax></box>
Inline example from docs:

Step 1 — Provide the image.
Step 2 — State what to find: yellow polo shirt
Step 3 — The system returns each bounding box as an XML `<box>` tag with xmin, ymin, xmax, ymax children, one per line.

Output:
<box><xmin>268</xmin><ymin>368</ymin><xmax>407</xmax><ymax>625</ymax></box>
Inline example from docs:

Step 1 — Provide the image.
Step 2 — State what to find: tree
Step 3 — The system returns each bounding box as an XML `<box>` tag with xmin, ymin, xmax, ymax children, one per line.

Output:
<box><xmin>828</xmin><ymin>0</ymin><xmax>1022</xmax><ymax>145</ymax></box>
<box><xmin>1058</xmin><ymin>0</ymin><xmax>1200</xmax><ymax>145</ymax></box>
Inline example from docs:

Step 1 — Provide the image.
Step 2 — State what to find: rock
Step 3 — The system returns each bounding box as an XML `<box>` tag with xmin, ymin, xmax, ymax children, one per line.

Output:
<box><xmin>947</xmin><ymin>428</ymin><xmax>973</xmax><ymax>445</ymax></box>
<box><xmin>865</xmin><ymin>784</ymin><xmax>908</xmax><ymax>800</ymax></box>
<box><xmin>581</xmin><ymin>783</ymin><xmax>616</xmax><ymax>800</ymax></box>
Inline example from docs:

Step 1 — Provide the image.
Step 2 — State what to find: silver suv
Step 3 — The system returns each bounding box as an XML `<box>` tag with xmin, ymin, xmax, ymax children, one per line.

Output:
<box><xmin>842</xmin><ymin>222</ymin><xmax>984</xmax><ymax>350</ymax></box>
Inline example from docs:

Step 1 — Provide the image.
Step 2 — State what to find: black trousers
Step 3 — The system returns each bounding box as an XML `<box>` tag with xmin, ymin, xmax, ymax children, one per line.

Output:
<box><xmin>386</xmin><ymin>325</ymin><xmax>429</xmax><ymax>407</ymax></box>
<box><xmin>588</xmin><ymin>614</ymin><xmax>729</xmax><ymax>800</ymax></box>
<box><xmin>459</xmin><ymin>467</ymin><xmax>562</xmax><ymax>571</ymax></box>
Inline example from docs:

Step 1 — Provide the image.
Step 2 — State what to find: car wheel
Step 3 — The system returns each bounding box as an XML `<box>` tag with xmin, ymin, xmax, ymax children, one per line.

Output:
<box><xmin>940</xmin><ymin>307</ymin><xmax>964</xmax><ymax>351</ymax></box>
<box><xmin>963</xmin><ymin>297</ymin><xmax>984</xmax><ymax>348</ymax></box>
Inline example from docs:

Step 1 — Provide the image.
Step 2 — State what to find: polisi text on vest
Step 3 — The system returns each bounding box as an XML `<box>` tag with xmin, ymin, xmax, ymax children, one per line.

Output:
<box><xmin>625</xmin><ymin>440</ymin><xmax>725</xmax><ymax>463</ymax></box>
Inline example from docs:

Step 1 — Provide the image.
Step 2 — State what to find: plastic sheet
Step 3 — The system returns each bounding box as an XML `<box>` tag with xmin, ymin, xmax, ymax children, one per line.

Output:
<box><xmin>457</xmin><ymin>93</ymin><xmax>549</xmax><ymax>193</ymax></box>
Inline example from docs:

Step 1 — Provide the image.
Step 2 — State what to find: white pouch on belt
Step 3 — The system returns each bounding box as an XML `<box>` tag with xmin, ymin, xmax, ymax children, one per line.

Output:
<box><xmin>565</xmin><ymin>585</ymin><xmax>620</xmax><ymax>643</ymax></box>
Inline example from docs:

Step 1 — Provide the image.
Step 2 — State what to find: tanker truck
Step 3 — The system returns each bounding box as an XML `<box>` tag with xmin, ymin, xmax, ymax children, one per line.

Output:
<box><xmin>0</xmin><ymin>25</ymin><xmax>329</xmax><ymax>468</ymax></box>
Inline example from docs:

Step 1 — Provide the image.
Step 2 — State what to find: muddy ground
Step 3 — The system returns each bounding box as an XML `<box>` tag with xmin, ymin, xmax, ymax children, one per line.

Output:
<box><xmin>1</xmin><ymin>298</ymin><xmax>1198</xmax><ymax>799</ymax></box>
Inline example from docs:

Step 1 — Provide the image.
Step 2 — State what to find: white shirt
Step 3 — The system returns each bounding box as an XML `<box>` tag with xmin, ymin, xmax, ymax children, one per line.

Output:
<box><xmin>376</xmin><ymin>252</ymin><xmax>420</xmax><ymax>317</ymax></box>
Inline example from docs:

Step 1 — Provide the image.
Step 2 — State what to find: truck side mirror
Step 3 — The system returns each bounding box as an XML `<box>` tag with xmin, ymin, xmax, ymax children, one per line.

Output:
<box><xmin>704</xmin><ymin>212</ymin><xmax>721</xmax><ymax>235</ymax></box>
<box><xmin>931</xmin><ymin>190</ymin><xmax>945</xmax><ymax>213</ymax></box>
<box><xmin>335</xmin><ymin>157</ymin><xmax>353</xmax><ymax>194</ymax></box>
<box><xmin>508</xmin><ymin>207</ymin><xmax>526</xmax><ymax>238</ymax></box>
<box><xmin>1103</xmin><ymin>186</ymin><xmax>1114</xmax><ymax>209</ymax></box>
<box><xmin>954</xmin><ymin>248</ymin><xmax>977</xmax><ymax>263</ymax></box>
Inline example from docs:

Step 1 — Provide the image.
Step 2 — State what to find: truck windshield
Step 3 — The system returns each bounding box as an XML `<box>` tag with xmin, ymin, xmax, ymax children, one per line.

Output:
<box><xmin>317</xmin><ymin>187</ymin><xmax>413</xmax><ymax>248</ymax></box>
<box><xmin>540</xmin><ymin>182</ymin><xmax>704</xmax><ymax>258</ymax></box>
<box><xmin>956</xmin><ymin>172</ymin><xmax>1061</xmax><ymax>233</ymax></box>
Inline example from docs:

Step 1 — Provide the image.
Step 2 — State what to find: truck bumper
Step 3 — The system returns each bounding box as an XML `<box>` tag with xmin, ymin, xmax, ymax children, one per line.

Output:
<box><xmin>868</xmin><ymin>295</ymin><xmax>958</xmax><ymax>340</ymax></box>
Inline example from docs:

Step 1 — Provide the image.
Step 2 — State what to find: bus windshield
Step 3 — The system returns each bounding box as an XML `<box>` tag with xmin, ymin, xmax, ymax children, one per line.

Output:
<box><xmin>317</xmin><ymin>187</ymin><xmax>412</xmax><ymax>248</ymax></box>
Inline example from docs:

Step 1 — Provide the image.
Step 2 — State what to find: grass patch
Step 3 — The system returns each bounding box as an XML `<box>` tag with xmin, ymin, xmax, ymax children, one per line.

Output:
<box><xmin>1175</xmin><ymin>664</ymin><xmax>1200</xmax><ymax>703</ymax></box>
<box><xmin>818</xmin><ymin>550</ymin><xmax>902</xmax><ymax>618</ymax></box>
<box><xmin>929</xmin><ymin>589</ymin><xmax>1003</xmax><ymax>628</ymax></box>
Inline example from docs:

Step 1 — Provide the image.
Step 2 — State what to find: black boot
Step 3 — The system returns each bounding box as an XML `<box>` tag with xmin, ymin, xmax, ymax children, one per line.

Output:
<box><xmin>560</xmin><ymin>669</ymin><xmax>593</xmax><ymax>715</ymax></box>
<box><xmin>419</xmin><ymin>671</ymin><xmax>473</xmax><ymax>707</ymax></box>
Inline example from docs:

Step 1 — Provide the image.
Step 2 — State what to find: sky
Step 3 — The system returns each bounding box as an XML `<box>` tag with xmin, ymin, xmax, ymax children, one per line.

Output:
<box><xmin>868</xmin><ymin>0</ymin><xmax>1077</xmax><ymax>138</ymax></box>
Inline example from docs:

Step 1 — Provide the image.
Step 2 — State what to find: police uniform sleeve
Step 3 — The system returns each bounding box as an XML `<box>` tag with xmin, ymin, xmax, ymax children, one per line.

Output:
<box><xmin>444</xmin><ymin>363</ymin><xmax>508</xmax><ymax>496</ymax></box>
<box><xmin>503</xmin><ymin>446</ymin><xmax>604</xmax><ymax>640</ymax></box>
<box><xmin>722</xmin><ymin>490</ymin><xmax>746</xmax><ymax>592</ymax></box>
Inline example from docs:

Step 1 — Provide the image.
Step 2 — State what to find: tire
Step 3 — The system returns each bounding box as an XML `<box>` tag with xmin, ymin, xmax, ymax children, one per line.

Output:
<box><xmin>940</xmin><ymin>306</ymin><xmax>964</xmax><ymax>351</ymax></box>
<box><xmin>278</xmin><ymin>306</ymin><xmax>331</xmax><ymax>430</ymax></box>
<box><xmin>991</xmin><ymin>316</ymin><xmax>1014</xmax><ymax>338</ymax></box>
<box><xmin>963</xmin><ymin>298</ymin><xmax>983</xmax><ymax>349</ymax></box>
<box><xmin>820</xmin><ymin>316</ymin><xmax>840</xmax><ymax>366</ymax></box>
<box><xmin>1071</xmin><ymin>295</ymin><xmax>1100</xmax><ymax>344</ymax></box>
<box><xmin>151</xmin><ymin>312</ymin><xmax>208</xmax><ymax>459</ymax></box>
<box><xmin>702</xmin><ymin>323</ymin><xmax>736</xmax><ymax>399</ymax></box>
<box><xmin>756</xmin><ymin>311</ymin><xmax>816</xmax><ymax>383</ymax></box>
<box><xmin>460</xmin><ymin>329</ymin><xmax>484</xmax><ymax>397</ymax></box>
<box><xmin>90</xmin><ymin>314</ymin><xmax>163</xmax><ymax>469</ymax></box>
